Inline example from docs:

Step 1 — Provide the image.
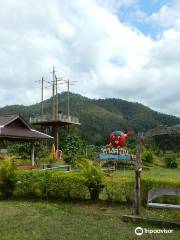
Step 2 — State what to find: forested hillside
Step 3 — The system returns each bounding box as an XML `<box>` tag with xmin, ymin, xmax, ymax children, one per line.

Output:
<box><xmin>0</xmin><ymin>92</ymin><xmax>180</xmax><ymax>145</ymax></box>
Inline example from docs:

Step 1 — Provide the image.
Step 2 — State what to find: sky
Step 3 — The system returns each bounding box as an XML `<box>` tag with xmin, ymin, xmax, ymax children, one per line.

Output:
<box><xmin>0</xmin><ymin>0</ymin><xmax>180</xmax><ymax>116</ymax></box>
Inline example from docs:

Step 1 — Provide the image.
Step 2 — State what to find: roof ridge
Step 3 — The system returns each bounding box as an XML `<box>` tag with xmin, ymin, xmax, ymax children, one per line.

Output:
<box><xmin>0</xmin><ymin>113</ymin><xmax>19</xmax><ymax>116</ymax></box>
<box><xmin>0</xmin><ymin>113</ymin><xmax>26</xmax><ymax>128</ymax></box>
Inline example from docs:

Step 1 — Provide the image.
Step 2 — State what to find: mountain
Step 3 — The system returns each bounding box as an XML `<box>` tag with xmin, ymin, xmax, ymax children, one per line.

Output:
<box><xmin>0</xmin><ymin>92</ymin><xmax>180</xmax><ymax>145</ymax></box>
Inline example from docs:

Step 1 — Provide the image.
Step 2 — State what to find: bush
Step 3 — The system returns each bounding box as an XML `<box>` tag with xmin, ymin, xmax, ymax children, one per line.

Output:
<box><xmin>173</xmin><ymin>212</ymin><xmax>180</xmax><ymax>220</ymax></box>
<box><xmin>5</xmin><ymin>168</ymin><xmax>180</xmax><ymax>205</ymax></box>
<box><xmin>142</xmin><ymin>149</ymin><xmax>154</xmax><ymax>163</ymax></box>
<box><xmin>13</xmin><ymin>170</ymin><xmax>89</xmax><ymax>200</ymax></box>
<box><xmin>77</xmin><ymin>159</ymin><xmax>104</xmax><ymax>200</ymax></box>
<box><xmin>63</xmin><ymin>155</ymin><xmax>77</xmax><ymax>165</ymax></box>
<box><xmin>165</xmin><ymin>157</ymin><xmax>178</xmax><ymax>168</ymax></box>
<box><xmin>13</xmin><ymin>170</ymin><xmax>49</xmax><ymax>198</ymax></box>
<box><xmin>0</xmin><ymin>157</ymin><xmax>15</xmax><ymax>198</ymax></box>
<box><xmin>47</xmin><ymin>172</ymin><xmax>89</xmax><ymax>200</ymax></box>
<box><xmin>103</xmin><ymin>177</ymin><xmax>134</xmax><ymax>203</ymax></box>
<box><xmin>141</xmin><ymin>177</ymin><xmax>180</xmax><ymax>205</ymax></box>
<box><xmin>103</xmin><ymin>176</ymin><xmax>180</xmax><ymax>205</ymax></box>
<box><xmin>13</xmin><ymin>161</ymin><xmax>104</xmax><ymax>201</ymax></box>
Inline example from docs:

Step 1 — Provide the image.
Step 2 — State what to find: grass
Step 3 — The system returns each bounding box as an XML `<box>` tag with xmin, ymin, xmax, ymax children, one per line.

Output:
<box><xmin>0</xmin><ymin>200</ymin><xmax>179</xmax><ymax>240</ymax></box>
<box><xmin>112</xmin><ymin>165</ymin><xmax>180</xmax><ymax>180</ymax></box>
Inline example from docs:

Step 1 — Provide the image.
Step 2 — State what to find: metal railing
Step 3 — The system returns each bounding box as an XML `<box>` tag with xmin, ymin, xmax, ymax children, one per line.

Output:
<box><xmin>30</xmin><ymin>113</ymin><xmax>80</xmax><ymax>124</ymax></box>
<box><xmin>39</xmin><ymin>164</ymin><xmax>71</xmax><ymax>171</ymax></box>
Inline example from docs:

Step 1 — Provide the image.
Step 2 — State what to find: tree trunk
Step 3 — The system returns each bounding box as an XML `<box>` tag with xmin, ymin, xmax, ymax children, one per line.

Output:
<box><xmin>89</xmin><ymin>188</ymin><xmax>100</xmax><ymax>201</ymax></box>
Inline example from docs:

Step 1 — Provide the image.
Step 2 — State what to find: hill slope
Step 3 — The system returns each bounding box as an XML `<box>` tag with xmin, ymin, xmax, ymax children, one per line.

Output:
<box><xmin>0</xmin><ymin>92</ymin><xmax>180</xmax><ymax>145</ymax></box>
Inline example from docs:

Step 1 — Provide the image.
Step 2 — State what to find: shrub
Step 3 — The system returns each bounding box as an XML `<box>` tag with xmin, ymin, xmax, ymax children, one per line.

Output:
<box><xmin>165</xmin><ymin>157</ymin><xmax>178</xmax><ymax>168</ymax></box>
<box><xmin>141</xmin><ymin>177</ymin><xmax>180</xmax><ymax>205</ymax></box>
<box><xmin>13</xmin><ymin>170</ymin><xmax>89</xmax><ymax>200</ymax></box>
<box><xmin>173</xmin><ymin>212</ymin><xmax>180</xmax><ymax>220</ymax></box>
<box><xmin>0</xmin><ymin>157</ymin><xmax>15</xmax><ymax>198</ymax></box>
<box><xmin>77</xmin><ymin>159</ymin><xmax>104</xmax><ymax>200</ymax></box>
<box><xmin>103</xmin><ymin>177</ymin><xmax>134</xmax><ymax>203</ymax></box>
<box><xmin>13</xmin><ymin>170</ymin><xmax>49</xmax><ymax>198</ymax></box>
<box><xmin>142</xmin><ymin>149</ymin><xmax>154</xmax><ymax>163</ymax></box>
<box><xmin>47</xmin><ymin>172</ymin><xmax>89</xmax><ymax>200</ymax></box>
<box><xmin>63</xmin><ymin>155</ymin><xmax>77</xmax><ymax>165</ymax></box>
<box><xmin>6</xmin><ymin>168</ymin><xmax>180</xmax><ymax>205</ymax></box>
<box><xmin>104</xmin><ymin>176</ymin><xmax>180</xmax><ymax>205</ymax></box>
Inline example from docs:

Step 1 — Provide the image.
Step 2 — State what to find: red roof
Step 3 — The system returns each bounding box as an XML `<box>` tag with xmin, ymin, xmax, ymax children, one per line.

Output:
<box><xmin>0</xmin><ymin>113</ymin><xmax>21</xmax><ymax>126</ymax></box>
<box><xmin>0</xmin><ymin>114</ymin><xmax>53</xmax><ymax>141</ymax></box>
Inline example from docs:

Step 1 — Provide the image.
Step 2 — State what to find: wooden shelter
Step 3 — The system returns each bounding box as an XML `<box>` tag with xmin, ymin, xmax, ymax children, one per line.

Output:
<box><xmin>0</xmin><ymin>113</ymin><xmax>53</xmax><ymax>165</ymax></box>
<box><xmin>145</xmin><ymin>125</ymin><xmax>180</xmax><ymax>138</ymax></box>
<box><xmin>30</xmin><ymin>114</ymin><xmax>80</xmax><ymax>150</ymax></box>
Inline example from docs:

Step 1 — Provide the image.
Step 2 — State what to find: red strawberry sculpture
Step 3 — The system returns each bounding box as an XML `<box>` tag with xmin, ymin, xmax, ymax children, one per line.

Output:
<box><xmin>109</xmin><ymin>130</ymin><xmax>133</xmax><ymax>148</ymax></box>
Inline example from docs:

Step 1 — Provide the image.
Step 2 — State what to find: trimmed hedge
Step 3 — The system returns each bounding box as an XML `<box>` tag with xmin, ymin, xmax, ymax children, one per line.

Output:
<box><xmin>103</xmin><ymin>177</ymin><xmax>134</xmax><ymax>203</ymax></box>
<box><xmin>103</xmin><ymin>176</ymin><xmax>180</xmax><ymax>204</ymax></box>
<box><xmin>47</xmin><ymin>172</ymin><xmax>89</xmax><ymax>200</ymax></box>
<box><xmin>13</xmin><ymin>170</ymin><xmax>49</xmax><ymax>198</ymax></box>
<box><xmin>4</xmin><ymin>170</ymin><xmax>180</xmax><ymax>205</ymax></box>
<box><xmin>13</xmin><ymin>170</ymin><xmax>89</xmax><ymax>200</ymax></box>
<box><xmin>141</xmin><ymin>177</ymin><xmax>180</xmax><ymax>205</ymax></box>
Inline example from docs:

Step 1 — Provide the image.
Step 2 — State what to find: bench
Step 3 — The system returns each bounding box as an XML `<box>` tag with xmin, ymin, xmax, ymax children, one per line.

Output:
<box><xmin>147</xmin><ymin>188</ymin><xmax>180</xmax><ymax>210</ymax></box>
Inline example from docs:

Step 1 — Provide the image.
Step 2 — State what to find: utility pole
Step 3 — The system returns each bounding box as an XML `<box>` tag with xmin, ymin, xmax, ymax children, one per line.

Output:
<box><xmin>41</xmin><ymin>77</ymin><xmax>44</xmax><ymax>116</ymax></box>
<box><xmin>55</xmin><ymin>74</ymin><xmax>58</xmax><ymax>119</ymax></box>
<box><xmin>51</xmin><ymin>66</ymin><xmax>59</xmax><ymax>151</ymax></box>
<box><xmin>35</xmin><ymin>67</ymin><xmax>80</xmax><ymax>153</ymax></box>
<box><xmin>67</xmin><ymin>79</ymin><xmax>70</xmax><ymax>118</ymax></box>
<box><xmin>134</xmin><ymin>132</ymin><xmax>142</xmax><ymax>215</ymax></box>
<box><xmin>65</xmin><ymin>78</ymin><xmax>77</xmax><ymax>118</ymax></box>
<box><xmin>52</xmin><ymin>66</ymin><xmax>56</xmax><ymax>119</ymax></box>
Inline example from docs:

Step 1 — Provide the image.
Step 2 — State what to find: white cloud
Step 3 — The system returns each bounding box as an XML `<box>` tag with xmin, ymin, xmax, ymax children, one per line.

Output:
<box><xmin>0</xmin><ymin>0</ymin><xmax>180</xmax><ymax>117</ymax></box>
<box><xmin>148</xmin><ymin>4</ymin><xmax>180</xmax><ymax>28</ymax></box>
<box><xmin>97</xmin><ymin>0</ymin><xmax>137</xmax><ymax>12</ymax></box>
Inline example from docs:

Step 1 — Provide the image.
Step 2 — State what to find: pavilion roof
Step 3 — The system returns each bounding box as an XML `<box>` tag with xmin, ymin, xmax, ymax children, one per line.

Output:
<box><xmin>0</xmin><ymin>114</ymin><xmax>53</xmax><ymax>141</ymax></box>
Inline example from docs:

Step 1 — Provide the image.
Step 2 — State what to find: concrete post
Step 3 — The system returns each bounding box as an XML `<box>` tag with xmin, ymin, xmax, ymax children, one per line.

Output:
<box><xmin>31</xmin><ymin>142</ymin><xmax>35</xmax><ymax>166</ymax></box>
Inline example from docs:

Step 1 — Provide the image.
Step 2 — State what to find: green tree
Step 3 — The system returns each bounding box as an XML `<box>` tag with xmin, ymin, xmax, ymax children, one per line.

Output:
<box><xmin>63</xmin><ymin>135</ymin><xmax>84</xmax><ymax>165</ymax></box>
<box><xmin>154</xmin><ymin>135</ymin><xmax>180</xmax><ymax>153</ymax></box>
<box><xmin>7</xmin><ymin>142</ymin><xmax>49</xmax><ymax>159</ymax></box>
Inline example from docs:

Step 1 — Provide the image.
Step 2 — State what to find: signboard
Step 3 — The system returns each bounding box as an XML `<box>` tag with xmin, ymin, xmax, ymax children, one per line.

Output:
<box><xmin>97</xmin><ymin>130</ymin><xmax>133</xmax><ymax>161</ymax></box>
<box><xmin>98</xmin><ymin>146</ymin><xmax>131</xmax><ymax>160</ymax></box>
<box><xmin>99</xmin><ymin>154</ymin><xmax>131</xmax><ymax>160</ymax></box>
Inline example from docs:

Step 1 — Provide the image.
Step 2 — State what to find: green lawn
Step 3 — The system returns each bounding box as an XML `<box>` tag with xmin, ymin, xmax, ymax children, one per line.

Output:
<box><xmin>0</xmin><ymin>200</ymin><xmax>179</xmax><ymax>240</ymax></box>
<box><xmin>112</xmin><ymin>165</ymin><xmax>180</xmax><ymax>180</ymax></box>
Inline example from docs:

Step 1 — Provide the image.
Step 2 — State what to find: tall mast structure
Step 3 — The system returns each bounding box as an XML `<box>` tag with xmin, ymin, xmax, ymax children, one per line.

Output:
<box><xmin>55</xmin><ymin>74</ymin><xmax>58</xmax><ymax>119</ymax></box>
<box><xmin>41</xmin><ymin>77</ymin><xmax>44</xmax><ymax>116</ymax></box>
<box><xmin>67</xmin><ymin>79</ymin><xmax>70</xmax><ymax>118</ymax></box>
<box><xmin>31</xmin><ymin>67</ymin><xmax>80</xmax><ymax>152</ymax></box>
<box><xmin>64</xmin><ymin>79</ymin><xmax>77</xmax><ymax>118</ymax></box>
<box><xmin>52</xmin><ymin>66</ymin><xmax>56</xmax><ymax>119</ymax></box>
